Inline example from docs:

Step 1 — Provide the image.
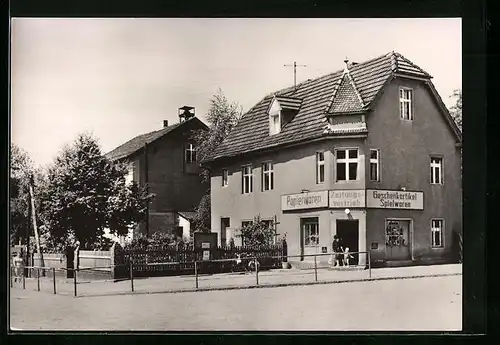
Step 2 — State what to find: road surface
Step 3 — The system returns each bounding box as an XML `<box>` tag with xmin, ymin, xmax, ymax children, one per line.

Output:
<box><xmin>10</xmin><ymin>275</ymin><xmax>461</xmax><ymax>331</ymax></box>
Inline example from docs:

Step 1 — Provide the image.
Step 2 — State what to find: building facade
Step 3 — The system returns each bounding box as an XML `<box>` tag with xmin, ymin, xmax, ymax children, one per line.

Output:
<box><xmin>204</xmin><ymin>52</ymin><xmax>462</xmax><ymax>267</ymax></box>
<box><xmin>106</xmin><ymin>107</ymin><xmax>209</xmax><ymax>241</ymax></box>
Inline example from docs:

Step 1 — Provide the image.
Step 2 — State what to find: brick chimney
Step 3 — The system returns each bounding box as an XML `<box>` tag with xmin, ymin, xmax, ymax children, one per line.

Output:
<box><xmin>163</xmin><ymin>120</ymin><xmax>169</xmax><ymax>127</ymax></box>
<box><xmin>179</xmin><ymin>106</ymin><xmax>195</xmax><ymax>123</ymax></box>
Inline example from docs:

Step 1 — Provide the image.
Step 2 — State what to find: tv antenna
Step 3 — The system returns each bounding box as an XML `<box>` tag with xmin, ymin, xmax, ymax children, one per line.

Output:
<box><xmin>284</xmin><ymin>61</ymin><xmax>307</xmax><ymax>90</ymax></box>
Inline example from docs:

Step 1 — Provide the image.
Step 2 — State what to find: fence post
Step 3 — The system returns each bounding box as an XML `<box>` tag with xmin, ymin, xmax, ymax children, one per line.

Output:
<box><xmin>368</xmin><ymin>251</ymin><xmax>372</xmax><ymax>278</ymax></box>
<box><xmin>194</xmin><ymin>261</ymin><xmax>198</xmax><ymax>289</ymax></box>
<box><xmin>73</xmin><ymin>269</ymin><xmax>77</xmax><ymax>297</ymax></box>
<box><xmin>256</xmin><ymin>258</ymin><xmax>259</xmax><ymax>285</ymax></box>
<box><xmin>37</xmin><ymin>268</ymin><xmax>40</xmax><ymax>291</ymax></box>
<box><xmin>314</xmin><ymin>255</ymin><xmax>318</xmax><ymax>282</ymax></box>
<box><xmin>130</xmin><ymin>261</ymin><xmax>134</xmax><ymax>292</ymax></box>
<box><xmin>22</xmin><ymin>272</ymin><xmax>26</xmax><ymax>290</ymax></box>
<box><xmin>53</xmin><ymin>268</ymin><xmax>56</xmax><ymax>294</ymax></box>
<box><xmin>10</xmin><ymin>266</ymin><xmax>13</xmax><ymax>288</ymax></box>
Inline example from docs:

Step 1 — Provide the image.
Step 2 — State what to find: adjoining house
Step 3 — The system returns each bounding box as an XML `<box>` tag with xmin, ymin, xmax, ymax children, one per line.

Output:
<box><xmin>105</xmin><ymin>106</ymin><xmax>209</xmax><ymax>243</ymax></box>
<box><xmin>202</xmin><ymin>51</ymin><xmax>462</xmax><ymax>267</ymax></box>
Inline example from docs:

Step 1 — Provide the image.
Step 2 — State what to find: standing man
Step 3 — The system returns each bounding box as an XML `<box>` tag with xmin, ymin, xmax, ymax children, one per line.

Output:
<box><xmin>330</xmin><ymin>235</ymin><xmax>344</xmax><ymax>267</ymax></box>
<box><xmin>13</xmin><ymin>250</ymin><xmax>24</xmax><ymax>283</ymax></box>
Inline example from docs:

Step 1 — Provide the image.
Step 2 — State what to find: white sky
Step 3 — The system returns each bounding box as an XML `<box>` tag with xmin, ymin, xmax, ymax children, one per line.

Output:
<box><xmin>11</xmin><ymin>18</ymin><xmax>461</xmax><ymax>168</ymax></box>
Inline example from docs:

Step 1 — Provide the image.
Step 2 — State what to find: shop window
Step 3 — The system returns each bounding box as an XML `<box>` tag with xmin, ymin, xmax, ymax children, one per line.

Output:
<box><xmin>431</xmin><ymin>219</ymin><xmax>444</xmax><ymax>248</ymax></box>
<box><xmin>430</xmin><ymin>157</ymin><xmax>443</xmax><ymax>184</ymax></box>
<box><xmin>242</xmin><ymin>165</ymin><xmax>253</xmax><ymax>194</ymax></box>
<box><xmin>303</xmin><ymin>218</ymin><xmax>320</xmax><ymax>247</ymax></box>
<box><xmin>316</xmin><ymin>152</ymin><xmax>325</xmax><ymax>184</ymax></box>
<box><xmin>399</xmin><ymin>88</ymin><xmax>413</xmax><ymax>120</ymax></box>
<box><xmin>369</xmin><ymin>149</ymin><xmax>380</xmax><ymax>182</ymax></box>
<box><xmin>336</xmin><ymin>148</ymin><xmax>358</xmax><ymax>181</ymax></box>
<box><xmin>262</xmin><ymin>162</ymin><xmax>274</xmax><ymax>191</ymax></box>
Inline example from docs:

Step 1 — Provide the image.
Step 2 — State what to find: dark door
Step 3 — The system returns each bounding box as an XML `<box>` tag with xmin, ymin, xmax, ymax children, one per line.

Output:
<box><xmin>336</xmin><ymin>220</ymin><xmax>359</xmax><ymax>265</ymax></box>
<box><xmin>221</xmin><ymin>218</ymin><xmax>230</xmax><ymax>246</ymax></box>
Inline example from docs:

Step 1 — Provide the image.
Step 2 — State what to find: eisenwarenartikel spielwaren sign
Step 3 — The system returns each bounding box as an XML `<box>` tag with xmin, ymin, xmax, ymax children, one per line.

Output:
<box><xmin>329</xmin><ymin>189</ymin><xmax>365</xmax><ymax>208</ymax></box>
<box><xmin>366</xmin><ymin>189</ymin><xmax>424</xmax><ymax>210</ymax></box>
<box><xmin>281</xmin><ymin>191</ymin><xmax>328</xmax><ymax>211</ymax></box>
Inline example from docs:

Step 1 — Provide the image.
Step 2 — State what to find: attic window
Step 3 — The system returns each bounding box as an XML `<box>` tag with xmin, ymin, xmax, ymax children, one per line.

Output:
<box><xmin>267</xmin><ymin>96</ymin><xmax>302</xmax><ymax>135</ymax></box>
<box><xmin>268</xmin><ymin>98</ymin><xmax>282</xmax><ymax>135</ymax></box>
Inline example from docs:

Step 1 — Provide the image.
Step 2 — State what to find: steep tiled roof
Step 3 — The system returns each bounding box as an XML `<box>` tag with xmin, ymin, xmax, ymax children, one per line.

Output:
<box><xmin>327</xmin><ymin>73</ymin><xmax>365</xmax><ymax>114</ymax></box>
<box><xmin>206</xmin><ymin>51</ymin><xmax>433</xmax><ymax>162</ymax></box>
<box><xmin>106</xmin><ymin>117</ymin><xmax>203</xmax><ymax>161</ymax></box>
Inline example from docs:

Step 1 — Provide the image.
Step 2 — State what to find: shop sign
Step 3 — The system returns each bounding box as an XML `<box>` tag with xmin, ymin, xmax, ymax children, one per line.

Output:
<box><xmin>281</xmin><ymin>190</ymin><xmax>329</xmax><ymax>211</ymax></box>
<box><xmin>366</xmin><ymin>189</ymin><xmax>423</xmax><ymax>210</ymax></box>
<box><xmin>329</xmin><ymin>189</ymin><xmax>365</xmax><ymax>208</ymax></box>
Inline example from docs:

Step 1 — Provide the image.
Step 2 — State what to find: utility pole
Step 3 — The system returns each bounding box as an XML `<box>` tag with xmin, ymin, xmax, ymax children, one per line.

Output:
<box><xmin>28</xmin><ymin>175</ymin><xmax>44</xmax><ymax>273</ymax></box>
<box><xmin>284</xmin><ymin>61</ymin><xmax>307</xmax><ymax>90</ymax></box>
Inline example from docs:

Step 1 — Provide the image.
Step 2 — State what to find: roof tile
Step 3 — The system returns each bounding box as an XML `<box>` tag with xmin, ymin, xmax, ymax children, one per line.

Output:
<box><xmin>208</xmin><ymin>51</ymin><xmax>432</xmax><ymax>161</ymax></box>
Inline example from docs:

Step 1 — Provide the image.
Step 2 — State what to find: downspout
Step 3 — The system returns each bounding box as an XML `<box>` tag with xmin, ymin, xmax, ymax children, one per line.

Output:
<box><xmin>144</xmin><ymin>143</ymin><xmax>150</xmax><ymax>238</ymax></box>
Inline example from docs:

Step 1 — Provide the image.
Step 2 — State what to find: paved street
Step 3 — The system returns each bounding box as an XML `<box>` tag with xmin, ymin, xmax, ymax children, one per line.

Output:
<box><xmin>10</xmin><ymin>274</ymin><xmax>462</xmax><ymax>331</ymax></box>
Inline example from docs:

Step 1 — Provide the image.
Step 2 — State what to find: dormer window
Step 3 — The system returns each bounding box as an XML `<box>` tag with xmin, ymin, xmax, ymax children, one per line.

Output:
<box><xmin>268</xmin><ymin>98</ymin><xmax>282</xmax><ymax>135</ymax></box>
<box><xmin>268</xmin><ymin>96</ymin><xmax>303</xmax><ymax>136</ymax></box>
<box><xmin>270</xmin><ymin>113</ymin><xmax>281</xmax><ymax>135</ymax></box>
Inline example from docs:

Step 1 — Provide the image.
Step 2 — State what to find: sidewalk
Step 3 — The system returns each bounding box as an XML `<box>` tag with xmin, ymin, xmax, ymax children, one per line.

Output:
<box><xmin>12</xmin><ymin>263</ymin><xmax>462</xmax><ymax>298</ymax></box>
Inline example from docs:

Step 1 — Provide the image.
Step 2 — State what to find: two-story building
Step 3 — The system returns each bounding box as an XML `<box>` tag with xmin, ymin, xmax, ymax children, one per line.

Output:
<box><xmin>202</xmin><ymin>52</ymin><xmax>462</xmax><ymax>267</ymax></box>
<box><xmin>106</xmin><ymin>106</ymin><xmax>209</xmax><ymax>242</ymax></box>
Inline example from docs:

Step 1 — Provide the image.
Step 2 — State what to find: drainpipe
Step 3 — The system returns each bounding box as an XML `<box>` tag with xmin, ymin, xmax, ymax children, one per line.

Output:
<box><xmin>144</xmin><ymin>143</ymin><xmax>150</xmax><ymax>238</ymax></box>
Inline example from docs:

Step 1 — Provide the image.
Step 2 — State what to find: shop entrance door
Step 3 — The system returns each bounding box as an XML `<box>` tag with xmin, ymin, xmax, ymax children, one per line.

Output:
<box><xmin>385</xmin><ymin>219</ymin><xmax>411</xmax><ymax>260</ymax></box>
<box><xmin>336</xmin><ymin>220</ymin><xmax>359</xmax><ymax>265</ymax></box>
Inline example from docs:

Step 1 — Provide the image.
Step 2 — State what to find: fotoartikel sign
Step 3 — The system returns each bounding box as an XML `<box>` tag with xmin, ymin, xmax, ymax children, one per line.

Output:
<box><xmin>329</xmin><ymin>190</ymin><xmax>365</xmax><ymax>208</ymax></box>
<box><xmin>366</xmin><ymin>189</ymin><xmax>424</xmax><ymax>210</ymax></box>
<box><xmin>281</xmin><ymin>191</ymin><xmax>329</xmax><ymax>211</ymax></box>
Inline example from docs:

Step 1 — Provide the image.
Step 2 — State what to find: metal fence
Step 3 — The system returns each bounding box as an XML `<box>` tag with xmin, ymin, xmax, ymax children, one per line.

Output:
<box><xmin>10</xmin><ymin>250</ymin><xmax>372</xmax><ymax>298</ymax></box>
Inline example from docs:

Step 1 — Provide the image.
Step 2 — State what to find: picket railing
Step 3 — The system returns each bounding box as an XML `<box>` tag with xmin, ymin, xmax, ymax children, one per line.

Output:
<box><xmin>121</xmin><ymin>244</ymin><xmax>284</xmax><ymax>277</ymax></box>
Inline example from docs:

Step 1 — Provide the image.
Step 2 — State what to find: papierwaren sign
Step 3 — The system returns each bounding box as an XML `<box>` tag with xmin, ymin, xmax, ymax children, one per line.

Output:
<box><xmin>281</xmin><ymin>191</ymin><xmax>328</xmax><ymax>211</ymax></box>
<box><xmin>366</xmin><ymin>189</ymin><xmax>423</xmax><ymax>210</ymax></box>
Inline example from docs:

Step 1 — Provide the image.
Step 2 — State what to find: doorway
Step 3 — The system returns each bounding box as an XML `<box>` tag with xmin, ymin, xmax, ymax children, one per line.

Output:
<box><xmin>336</xmin><ymin>220</ymin><xmax>359</xmax><ymax>265</ymax></box>
<box><xmin>221</xmin><ymin>218</ymin><xmax>230</xmax><ymax>246</ymax></box>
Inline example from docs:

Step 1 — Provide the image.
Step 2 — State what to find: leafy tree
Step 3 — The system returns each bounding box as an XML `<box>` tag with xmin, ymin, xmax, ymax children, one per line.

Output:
<box><xmin>192</xmin><ymin>193</ymin><xmax>211</xmax><ymax>233</ymax></box>
<box><xmin>191</xmin><ymin>89</ymin><xmax>243</xmax><ymax>232</ymax></box>
<box><xmin>449</xmin><ymin>89</ymin><xmax>462</xmax><ymax>131</ymax></box>
<box><xmin>39</xmin><ymin>133</ymin><xmax>154</xmax><ymax>250</ymax></box>
<box><xmin>192</xmin><ymin>88</ymin><xmax>242</xmax><ymax>182</ymax></box>
<box><xmin>238</xmin><ymin>215</ymin><xmax>276</xmax><ymax>248</ymax></box>
<box><xmin>9</xmin><ymin>144</ymin><xmax>44</xmax><ymax>246</ymax></box>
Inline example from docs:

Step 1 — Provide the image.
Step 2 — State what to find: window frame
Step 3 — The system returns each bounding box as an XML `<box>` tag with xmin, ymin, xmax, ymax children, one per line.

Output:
<box><xmin>185</xmin><ymin>142</ymin><xmax>197</xmax><ymax>164</ymax></box>
<box><xmin>316</xmin><ymin>152</ymin><xmax>325</xmax><ymax>184</ymax></box>
<box><xmin>369</xmin><ymin>149</ymin><xmax>381</xmax><ymax>182</ymax></box>
<box><xmin>261</xmin><ymin>161</ymin><xmax>274</xmax><ymax>191</ymax></box>
<box><xmin>430</xmin><ymin>156</ymin><xmax>444</xmax><ymax>185</ymax></box>
<box><xmin>399</xmin><ymin>87</ymin><xmax>414</xmax><ymax>121</ymax></box>
<box><xmin>241</xmin><ymin>165</ymin><xmax>253</xmax><ymax>194</ymax></box>
<box><xmin>222</xmin><ymin>168</ymin><xmax>229</xmax><ymax>187</ymax></box>
<box><xmin>302</xmin><ymin>217</ymin><xmax>320</xmax><ymax>247</ymax></box>
<box><xmin>430</xmin><ymin>218</ymin><xmax>444</xmax><ymax>248</ymax></box>
<box><xmin>335</xmin><ymin>148</ymin><xmax>359</xmax><ymax>182</ymax></box>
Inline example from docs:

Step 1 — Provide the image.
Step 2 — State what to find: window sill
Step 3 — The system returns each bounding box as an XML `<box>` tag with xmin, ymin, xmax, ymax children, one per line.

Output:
<box><xmin>335</xmin><ymin>180</ymin><xmax>360</xmax><ymax>183</ymax></box>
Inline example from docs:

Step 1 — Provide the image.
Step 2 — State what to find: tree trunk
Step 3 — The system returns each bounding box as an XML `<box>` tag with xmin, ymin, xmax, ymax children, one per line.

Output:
<box><xmin>28</xmin><ymin>182</ymin><xmax>44</xmax><ymax>271</ymax></box>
